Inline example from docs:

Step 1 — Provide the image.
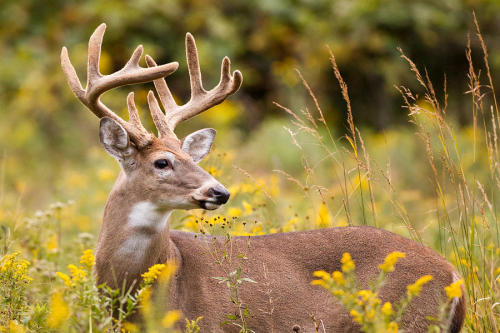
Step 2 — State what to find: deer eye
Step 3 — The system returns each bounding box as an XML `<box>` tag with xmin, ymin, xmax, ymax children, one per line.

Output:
<box><xmin>154</xmin><ymin>159</ymin><xmax>170</xmax><ymax>169</ymax></box>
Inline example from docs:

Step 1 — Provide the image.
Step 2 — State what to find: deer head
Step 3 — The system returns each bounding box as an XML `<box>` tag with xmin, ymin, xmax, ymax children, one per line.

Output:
<box><xmin>61</xmin><ymin>24</ymin><xmax>242</xmax><ymax>211</ymax></box>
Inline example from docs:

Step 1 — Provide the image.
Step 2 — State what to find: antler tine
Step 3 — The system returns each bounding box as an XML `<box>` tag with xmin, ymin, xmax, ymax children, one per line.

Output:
<box><xmin>147</xmin><ymin>90</ymin><xmax>172</xmax><ymax>137</ymax></box>
<box><xmin>185</xmin><ymin>33</ymin><xmax>204</xmax><ymax>97</ymax></box>
<box><xmin>61</xmin><ymin>23</ymin><xmax>179</xmax><ymax>147</ymax></box>
<box><xmin>145</xmin><ymin>33</ymin><xmax>243</xmax><ymax>137</ymax></box>
<box><xmin>126</xmin><ymin>92</ymin><xmax>143</xmax><ymax>129</ymax></box>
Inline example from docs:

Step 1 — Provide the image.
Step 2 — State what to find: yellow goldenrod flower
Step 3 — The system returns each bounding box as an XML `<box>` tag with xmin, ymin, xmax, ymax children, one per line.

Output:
<box><xmin>67</xmin><ymin>264</ymin><xmax>86</xmax><ymax>283</ymax></box>
<box><xmin>332</xmin><ymin>271</ymin><xmax>345</xmax><ymax>286</ymax></box>
<box><xmin>332</xmin><ymin>289</ymin><xmax>345</xmax><ymax>296</ymax></box>
<box><xmin>227</xmin><ymin>207</ymin><xmax>242</xmax><ymax>217</ymax></box>
<box><xmin>379</xmin><ymin>251</ymin><xmax>406</xmax><ymax>273</ymax></box>
<box><xmin>142</xmin><ymin>263</ymin><xmax>166</xmax><ymax>284</ymax></box>
<box><xmin>161</xmin><ymin>310</ymin><xmax>182</xmax><ymax>328</ymax></box>
<box><xmin>341</xmin><ymin>252</ymin><xmax>355</xmax><ymax>273</ymax></box>
<box><xmin>311</xmin><ymin>279</ymin><xmax>328</xmax><ymax>288</ymax></box>
<box><xmin>121</xmin><ymin>321</ymin><xmax>138</xmax><ymax>332</ymax></box>
<box><xmin>8</xmin><ymin>320</ymin><xmax>26</xmax><ymax>333</ymax></box>
<box><xmin>46</xmin><ymin>234</ymin><xmax>58</xmax><ymax>252</ymax></box>
<box><xmin>242</xmin><ymin>201</ymin><xmax>253</xmax><ymax>215</ymax></box>
<box><xmin>407</xmin><ymin>275</ymin><xmax>433</xmax><ymax>298</ymax></box>
<box><xmin>349</xmin><ymin>309</ymin><xmax>363</xmax><ymax>324</ymax></box>
<box><xmin>0</xmin><ymin>252</ymin><xmax>32</xmax><ymax>283</ymax></box>
<box><xmin>46</xmin><ymin>291</ymin><xmax>70</xmax><ymax>328</ymax></box>
<box><xmin>313</xmin><ymin>270</ymin><xmax>330</xmax><ymax>280</ymax></box>
<box><xmin>159</xmin><ymin>261</ymin><xmax>178</xmax><ymax>283</ymax></box>
<box><xmin>97</xmin><ymin>168</ymin><xmax>115</xmax><ymax>181</ymax></box>
<box><xmin>316</xmin><ymin>203</ymin><xmax>332</xmax><ymax>228</ymax></box>
<box><xmin>206</xmin><ymin>166</ymin><xmax>221</xmax><ymax>177</ymax></box>
<box><xmin>387</xmin><ymin>321</ymin><xmax>398</xmax><ymax>333</ymax></box>
<box><xmin>80</xmin><ymin>249</ymin><xmax>95</xmax><ymax>268</ymax></box>
<box><xmin>56</xmin><ymin>272</ymin><xmax>73</xmax><ymax>287</ymax></box>
<box><xmin>357</xmin><ymin>289</ymin><xmax>374</xmax><ymax>302</ymax></box>
<box><xmin>366</xmin><ymin>309</ymin><xmax>375</xmax><ymax>320</ymax></box>
<box><xmin>444</xmin><ymin>278</ymin><xmax>464</xmax><ymax>299</ymax></box>
<box><xmin>336</xmin><ymin>217</ymin><xmax>349</xmax><ymax>227</ymax></box>
<box><xmin>381</xmin><ymin>302</ymin><xmax>394</xmax><ymax>317</ymax></box>
<box><xmin>138</xmin><ymin>286</ymin><xmax>152</xmax><ymax>315</ymax></box>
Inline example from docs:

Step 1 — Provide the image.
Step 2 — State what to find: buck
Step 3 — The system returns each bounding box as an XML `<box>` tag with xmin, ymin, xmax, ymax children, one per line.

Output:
<box><xmin>61</xmin><ymin>24</ymin><xmax>465</xmax><ymax>332</ymax></box>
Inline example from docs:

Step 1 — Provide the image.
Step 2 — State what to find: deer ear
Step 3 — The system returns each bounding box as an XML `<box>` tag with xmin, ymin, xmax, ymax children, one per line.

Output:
<box><xmin>99</xmin><ymin>117</ymin><xmax>136</xmax><ymax>165</ymax></box>
<box><xmin>181</xmin><ymin>128</ymin><xmax>216</xmax><ymax>163</ymax></box>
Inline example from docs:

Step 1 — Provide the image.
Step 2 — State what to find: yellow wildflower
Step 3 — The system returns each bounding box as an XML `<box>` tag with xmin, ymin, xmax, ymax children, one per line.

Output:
<box><xmin>311</xmin><ymin>270</ymin><xmax>331</xmax><ymax>288</ymax></box>
<box><xmin>159</xmin><ymin>261</ymin><xmax>178</xmax><ymax>283</ymax></box>
<box><xmin>357</xmin><ymin>289</ymin><xmax>375</xmax><ymax>302</ymax></box>
<box><xmin>313</xmin><ymin>270</ymin><xmax>331</xmax><ymax>280</ymax></box>
<box><xmin>444</xmin><ymin>279</ymin><xmax>464</xmax><ymax>299</ymax></box>
<box><xmin>121</xmin><ymin>322</ymin><xmax>138</xmax><ymax>332</ymax></box>
<box><xmin>206</xmin><ymin>166</ymin><xmax>221</xmax><ymax>177</ymax></box>
<box><xmin>387</xmin><ymin>321</ymin><xmax>398</xmax><ymax>333</ymax></box>
<box><xmin>316</xmin><ymin>203</ymin><xmax>332</xmax><ymax>228</ymax></box>
<box><xmin>138</xmin><ymin>286</ymin><xmax>152</xmax><ymax>315</ymax></box>
<box><xmin>46</xmin><ymin>291</ymin><xmax>70</xmax><ymax>328</ymax></box>
<box><xmin>349</xmin><ymin>309</ymin><xmax>363</xmax><ymax>324</ymax></box>
<box><xmin>0</xmin><ymin>252</ymin><xmax>32</xmax><ymax>282</ymax></box>
<box><xmin>381</xmin><ymin>302</ymin><xmax>394</xmax><ymax>317</ymax></box>
<box><xmin>379</xmin><ymin>251</ymin><xmax>406</xmax><ymax>273</ymax></box>
<box><xmin>68</xmin><ymin>264</ymin><xmax>86</xmax><ymax>283</ymax></box>
<box><xmin>341</xmin><ymin>252</ymin><xmax>355</xmax><ymax>273</ymax></box>
<box><xmin>282</xmin><ymin>218</ymin><xmax>297</xmax><ymax>232</ymax></box>
<box><xmin>46</xmin><ymin>234</ymin><xmax>58</xmax><ymax>252</ymax></box>
<box><xmin>242</xmin><ymin>201</ymin><xmax>253</xmax><ymax>215</ymax></box>
<box><xmin>227</xmin><ymin>207</ymin><xmax>242</xmax><ymax>217</ymax></box>
<box><xmin>332</xmin><ymin>271</ymin><xmax>345</xmax><ymax>286</ymax></box>
<box><xmin>161</xmin><ymin>310</ymin><xmax>182</xmax><ymax>328</ymax></box>
<box><xmin>336</xmin><ymin>217</ymin><xmax>349</xmax><ymax>227</ymax></box>
<box><xmin>80</xmin><ymin>249</ymin><xmax>95</xmax><ymax>268</ymax></box>
<box><xmin>8</xmin><ymin>321</ymin><xmax>26</xmax><ymax>333</ymax></box>
<box><xmin>407</xmin><ymin>275</ymin><xmax>433</xmax><ymax>298</ymax></box>
<box><xmin>366</xmin><ymin>309</ymin><xmax>375</xmax><ymax>320</ymax></box>
<box><xmin>56</xmin><ymin>272</ymin><xmax>73</xmax><ymax>287</ymax></box>
<box><xmin>97</xmin><ymin>168</ymin><xmax>115</xmax><ymax>181</ymax></box>
<box><xmin>142</xmin><ymin>263</ymin><xmax>166</xmax><ymax>284</ymax></box>
<box><xmin>311</xmin><ymin>279</ymin><xmax>328</xmax><ymax>288</ymax></box>
<box><xmin>332</xmin><ymin>289</ymin><xmax>345</xmax><ymax>296</ymax></box>
<box><xmin>459</xmin><ymin>259</ymin><xmax>469</xmax><ymax>267</ymax></box>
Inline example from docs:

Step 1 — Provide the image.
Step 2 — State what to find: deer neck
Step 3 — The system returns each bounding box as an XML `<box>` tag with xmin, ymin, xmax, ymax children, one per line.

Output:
<box><xmin>95</xmin><ymin>172</ymin><xmax>178</xmax><ymax>288</ymax></box>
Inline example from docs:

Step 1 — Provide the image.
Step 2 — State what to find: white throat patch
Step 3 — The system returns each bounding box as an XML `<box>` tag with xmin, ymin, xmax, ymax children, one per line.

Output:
<box><xmin>127</xmin><ymin>201</ymin><xmax>171</xmax><ymax>233</ymax></box>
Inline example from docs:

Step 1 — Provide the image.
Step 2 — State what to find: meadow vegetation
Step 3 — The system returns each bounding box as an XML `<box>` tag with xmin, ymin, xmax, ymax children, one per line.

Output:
<box><xmin>0</xmin><ymin>8</ymin><xmax>500</xmax><ymax>333</ymax></box>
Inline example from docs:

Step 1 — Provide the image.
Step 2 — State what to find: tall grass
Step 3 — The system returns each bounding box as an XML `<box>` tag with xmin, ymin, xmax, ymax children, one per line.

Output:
<box><xmin>277</xmin><ymin>16</ymin><xmax>499</xmax><ymax>331</ymax></box>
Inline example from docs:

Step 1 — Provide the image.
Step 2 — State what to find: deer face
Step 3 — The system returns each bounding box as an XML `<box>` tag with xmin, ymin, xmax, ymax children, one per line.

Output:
<box><xmin>100</xmin><ymin>117</ymin><xmax>230</xmax><ymax>211</ymax></box>
<box><xmin>61</xmin><ymin>26</ymin><xmax>241</xmax><ymax>211</ymax></box>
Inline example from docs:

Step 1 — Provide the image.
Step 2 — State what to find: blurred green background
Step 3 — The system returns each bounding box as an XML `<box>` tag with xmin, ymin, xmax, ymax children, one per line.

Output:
<box><xmin>0</xmin><ymin>0</ymin><xmax>499</xmax><ymax>213</ymax></box>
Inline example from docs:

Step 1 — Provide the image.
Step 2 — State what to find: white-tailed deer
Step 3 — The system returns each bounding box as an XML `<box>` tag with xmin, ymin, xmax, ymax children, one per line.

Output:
<box><xmin>61</xmin><ymin>24</ymin><xmax>465</xmax><ymax>332</ymax></box>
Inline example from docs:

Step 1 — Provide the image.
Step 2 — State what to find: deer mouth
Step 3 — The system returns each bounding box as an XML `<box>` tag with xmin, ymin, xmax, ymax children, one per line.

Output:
<box><xmin>196</xmin><ymin>200</ymin><xmax>221</xmax><ymax>210</ymax></box>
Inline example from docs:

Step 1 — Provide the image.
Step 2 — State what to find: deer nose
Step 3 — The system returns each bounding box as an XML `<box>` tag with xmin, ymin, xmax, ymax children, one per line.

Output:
<box><xmin>207</xmin><ymin>185</ymin><xmax>230</xmax><ymax>204</ymax></box>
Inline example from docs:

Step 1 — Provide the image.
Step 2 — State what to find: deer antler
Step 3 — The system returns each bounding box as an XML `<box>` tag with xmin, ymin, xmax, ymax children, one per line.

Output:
<box><xmin>61</xmin><ymin>23</ymin><xmax>179</xmax><ymax>147</ymax></box>
<box><xmin>144</xmin><ymin>33</ymin><xmax>243</xmax><ymax>137</ymax></box>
